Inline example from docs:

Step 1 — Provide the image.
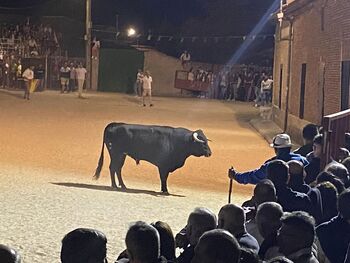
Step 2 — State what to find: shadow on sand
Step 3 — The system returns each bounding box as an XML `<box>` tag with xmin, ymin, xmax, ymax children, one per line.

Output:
<box><xmin>0</xmin><ymin>89</ymin><xmax>25</xmax><ymax>99</ymax></box>
<box><xmin>51</xmin><ymin>182</ymin><xmax>185</xmax><ymax>198</ymax></box>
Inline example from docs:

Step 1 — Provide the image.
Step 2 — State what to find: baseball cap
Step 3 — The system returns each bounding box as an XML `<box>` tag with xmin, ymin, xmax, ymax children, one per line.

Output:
<box><xmin>270</xmin><ymin>134</ymin><xmax>292</xmax><ymax>148</ymax></box>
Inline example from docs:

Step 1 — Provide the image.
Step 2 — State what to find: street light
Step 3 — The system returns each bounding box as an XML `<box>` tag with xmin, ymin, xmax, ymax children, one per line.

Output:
<box><xmin>127</xmin><ymin>27</ymin><xmax>136</xmax><ymax>37</ymax></box>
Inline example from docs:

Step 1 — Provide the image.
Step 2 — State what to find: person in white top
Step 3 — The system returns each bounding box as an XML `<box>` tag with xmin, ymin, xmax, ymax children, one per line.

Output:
<box><xmin>22</xmin><ymin>65</ymin><xmax>34</xmax><ymax>100</ymax></box>
<box><xmin>135</xmin><ymin>69</ymin><xmax>143</xmax><ymax>97</ymax></box>
<box><xmin>142</xmin><ymin>71</ymin><xmax>153</xmax><ymax>107</ymax></box>
<box><xmin>180</xmin><ymin>50</ymin><xmax>191</xmax><ymax>69</ymax></box>
<box><xmin>260</xmin><ymin>75</ymin><xmax>273</xmax><ymax>106</ymax></box>
<box><xmin>75</xmin><ymin>63</ymin><xmax>87</xmax><ymax>98</ymax></box>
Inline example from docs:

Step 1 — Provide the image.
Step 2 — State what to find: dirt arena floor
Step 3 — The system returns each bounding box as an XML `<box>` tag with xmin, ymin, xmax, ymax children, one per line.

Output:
<box><xmin>0</xmin><ymin>89</ymin><xmax>273</xmax><ymax>262</ymax></box>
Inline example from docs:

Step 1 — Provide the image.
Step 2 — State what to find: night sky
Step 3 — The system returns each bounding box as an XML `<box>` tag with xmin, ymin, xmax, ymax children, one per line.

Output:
<box><xmin>0</xmin><ymin>0</ymin><xmax>277</xmax><ymax>63</ymax></box>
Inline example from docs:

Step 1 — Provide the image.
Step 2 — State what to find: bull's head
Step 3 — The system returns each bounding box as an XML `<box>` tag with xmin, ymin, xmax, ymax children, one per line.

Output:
<box><xmin>192</xmin><ymin>130</ymin><xmax>212</xmax><ymax>157</ymax></box>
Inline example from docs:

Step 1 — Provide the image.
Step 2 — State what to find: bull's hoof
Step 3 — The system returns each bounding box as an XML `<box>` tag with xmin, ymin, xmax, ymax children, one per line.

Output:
<box><xmin>111</xmin><ymin>184</ymin><xmax>118</xmax><ymax>189</ymax></box>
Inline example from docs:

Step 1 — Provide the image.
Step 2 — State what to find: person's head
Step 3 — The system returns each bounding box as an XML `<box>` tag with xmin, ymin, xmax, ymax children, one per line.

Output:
<box><xmin>342</xmin><ymin>157</ymin><xmax>350</xmax><ymax>173</ymax></box>
<box><xmin>316</xmin><ymin>182</ymin><xmax>338</xmax><ymax>221</ymax></box>
<box><xmin>239</xmin><ymin>248</ymin><xmax>259</xmax><ymax>263</ymax></box>
<box><xmin>138</xmin><ymin>69</ymin><xmax>142</xmax><ymax>73</ymax></box>
<box><xmin>256</xmin><ymin>202</ymin><xmax>283</xmax><ymax>239</ymax></box>
<box><xmin>191</xmin><ymin>229</ymin><xmax>241</xmax><ymax>263</ymax></box>
<box><xmin>266</xmin><ymin>160</ymin><xmax>289</xmax><ymax>187</ymax></box>
<box><xmin>187</xmin><ymin>207</ymin><xmax>217</xmax><ymax>246</ymax></box>
<box><xmin>218</xmin><ymin>204</ymin><xmax>245</xmax><ymax>236</ymax></box>
<box><xmin>150</xmin><ymin>221</ymin><xmax>175</xmax><ymax>260</ymax></box>
<box><xmin>270</xmin><ymin>134</ymin><xmax>292</xmax><ymax>155</ymax></box>
<box><xmin>287</xmin><ymin>160</ymin><xmax>305</xmax><ymax>185</ymax></box>
<box><xmin>252</xmin><ymin>179</ymin><xmax>277</xmax><ymax>207</ymax></box>
<box><xmin>60</xmin><ymin>228</ymin><xmax>107</xmax><ymax>263</ymax></box>
<box><xmin>338</xmin><ymin>147</ymin><xmax>350</xmax><ymax>162</ymax></box>
<box><xmin>313</xmin><ymin>134</ymin><xmax>323</xmax><ymax>158</ymax></box>
<box><xmin>277</xmin><ymin>211</ymin><xmax>315</xmax><ymax>256</ymax></box>
<box><xmin>325</xmin><ymin>161</ymin><xmax>350</xmax><ymax>185</ymax></box>
<box><xmin>70</xmin><ymin>62</ymin><xmax>74</xmax><ymax>67</ymax></box>
<box><xmin>125</xmin><ymin>221</ymin><xmax>160</xmax><ymax>263</ymax></box>
<box><xmin>29</xmin><ymin>65</ymin><xmax>34</xmax><ymax>70</ymax></box>
<box><xmin>145</xmin><ymin>70</ymin><xmax>150</xmax><ymax>77</ymax></box>
<box><xmin>302</xmin><ymin>124</ymin><xmax>319</xmax><ymax>144</ymax></box>
<box><xmin>267</xmin><ymin>256</ymin><xmax>294</xmax><ymax>263</ymax></box>
<box><xmin>64</xmin><ymin>62</ymin><xmax>68</xmax><ymax>67</ymax></box>
<box><xmin>338</xmin><ymin>189</ymin><xmax>350</xmax><ymax>222</ymax></box>
<box><xmin>0</xmin><ymin>245</ymin><xmax>21</xmax><ymax>263</ymax></box>
<box><xmin>316</xmin><ymin>171</ymin><xmax>345</xmax><ymax>194</ymax></box>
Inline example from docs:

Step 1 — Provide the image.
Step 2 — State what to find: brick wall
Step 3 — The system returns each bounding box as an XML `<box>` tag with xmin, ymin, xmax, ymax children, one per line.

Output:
<box><xmin>273</xmin><ymin>0</ymin><xmax>350</xmax><ymax>136</ymax></box>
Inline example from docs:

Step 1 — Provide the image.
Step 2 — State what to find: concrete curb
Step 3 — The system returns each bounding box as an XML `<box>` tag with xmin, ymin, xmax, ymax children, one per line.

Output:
<box><xmin>250</xmin><ymin>118</ymin><xmax>283</xmax><ymax>145</ymax></box>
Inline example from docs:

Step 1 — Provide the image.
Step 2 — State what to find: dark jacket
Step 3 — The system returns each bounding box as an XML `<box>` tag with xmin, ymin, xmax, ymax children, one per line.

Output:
<box><xmin>259</xmin><ymin>233</ymin><xmax>278</xmax><ymax>260</ymax></box>
<box><xmin>177</xmin><ymin>245</ymin><xmax>194</xmax><ymax>263</ymax></box>
<box><xmin>316</xmin><ymin>215</ymin><xmax>350</xmax><ymax>263</ymax></box>
<box><xmin>305</xmin><ymin>156</ymin><xmax>321</xmax><ymax>185</ymax></box>
<box><xmin>294</xmin><ymin>143</ymin><xmax>314</xmax><ymax>157</ymax></box>
<box><xmin>275</xmin><ymin>186</ymin><xmax>312</xmax><ymax>213</ymax></box>
<box><xmin>236</xmin><ymin>232</ymin><xmax>260</xmax><ymax>253</ymax></box>
<box><xmin>234</xmin><ymin>152</ymin><xmax>309</xmax><ymax>185</ymax></box>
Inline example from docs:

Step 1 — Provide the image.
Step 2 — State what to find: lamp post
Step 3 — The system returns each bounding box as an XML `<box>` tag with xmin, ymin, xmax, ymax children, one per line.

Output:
<box><xmin>85</xmin><ymin>0</ymin><xmax>92</xmax><ymax>90</ymax></box>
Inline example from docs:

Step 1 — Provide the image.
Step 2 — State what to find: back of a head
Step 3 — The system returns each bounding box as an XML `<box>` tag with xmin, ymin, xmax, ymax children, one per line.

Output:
<box><xmin>325</xmin><ymin>162</ymin><xmax>349</xmax><ymax>183</ymax></box>
<box><xmin>316</xmin><ymin>182</ymin><xmax>338</xmax><ymax>222</ymax></box>
<box><xmin>253</xmin><ymin>179</ymin><xmax>277</xmax><ymax>206</ymax></box>
<box><xmin>187</xmin><ymin>207</ymin><xmax>217</xmax><ymax>246</ymax></box>
<box><xmin>342</xmin><ymin>157</ymin><xmax>350</xmax><ymax>174</ymax></box>
<box><xmin>287</xmin><ymin>160</ymin><xmax>304</xmax><ymax>180</ymax></box>
<box><xmin>317</xmin><ymin>171</ymin><xmax>346</xmax><ymax>194</ymax></box>
<box><xmin>256</xmin><ymin>202</ymin><xmax>283</xmax><ymax>239</ymax></box>
<box><xmin>302</xmin><ymin>124</ymin><xmax>318</xmax><ymax>141</ymax></box>
<box><xmin>125</xmin><ymin>221</ymin><xmax>160</xmax><ymax>263</ymax></box>
<box><xmin>61</xmin><ymin>228</ymin><xmax>107</xmax><ymax>263</ymax></box>
<box><xmin>0</xmin><ymin>245</ymin><xmax>21</xmax><ymax>263</ymax></box>
<box><xmin>267</xmin><ymin>256</ymin><xmax>294</xmax><ymax>263</ymax></box>
<box><xmin>151</xmin><ymin>221</ymin><xmax>175</xmax><ymax>260</ymax></box>
<box><xmin>192</xmin><ymin>229</ymin><xmax>241</xmax><ymax>263</ymax></box>
<box><xmin>338</xmin><ymin>189</ymin><xmax>350</xmax><ymax>220</ymax></box>
<box><xmin>218</xmin><ymin>204</ymin><xmax>245</xmax><ymax>236</ymax></box>
<box><xmin>266</xmin><ymin>160</ymin><xmax>289</xmax><ymax>186</ymax></box>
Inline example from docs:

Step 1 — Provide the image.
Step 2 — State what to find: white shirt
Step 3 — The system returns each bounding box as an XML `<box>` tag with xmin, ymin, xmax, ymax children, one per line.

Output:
<box><xmin>143</xmin><ymin>76</ymin><xmax>152</xmax><ymax>90</ymax></box>
<box><xmin>137</xmin><ymin>72</ymin><xmax>143</xmax><ymax>82</ymax></box>
<box><xmin>22</xmin><ymin>68</ymin><xmax>34</xmax><ymax>81</ymax></box>
<box><xmin>180</xmin><ymin>53</ymin><xmax>191</xmax><ymax>62</ymax></box>
<box><xmin>75</xmin><ymin>67</ymin><xmax>87</xmax><ymax>80</ymax></box>
<box><xmin>261</xmin><ymin>79</ymin><xmax>273</xmax><ymax>91</ymax></box>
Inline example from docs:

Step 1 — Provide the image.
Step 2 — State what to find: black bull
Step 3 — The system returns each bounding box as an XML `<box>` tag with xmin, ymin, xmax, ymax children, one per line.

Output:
<box><xmin>94</xmin><ymin>123</ymin><xmax>212</xmax><ymax>193</ymax></box>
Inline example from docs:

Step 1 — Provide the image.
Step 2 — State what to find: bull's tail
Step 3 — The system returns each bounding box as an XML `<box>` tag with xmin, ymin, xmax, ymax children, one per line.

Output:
<box><xmin>93</xmin><ymin>129</ymin><xmax>106</xmax><ymax>180</ymax></box>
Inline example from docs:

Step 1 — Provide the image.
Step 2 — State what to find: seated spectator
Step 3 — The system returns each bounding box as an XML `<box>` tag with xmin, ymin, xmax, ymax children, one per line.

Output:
<box><xmin>305</xmin><ymin>134</ymin><xmax>323</xmax><ymax>184</ymax></box>
<box><xmin>245</xmin><ymin>179</ymin><xmax>277</xmax><ymax>245</ymax></box>
<box><xmin>288</xmin><ymin>160</ymin><xmax>310</xmax><ymax>194</ymax></box>
<box><xmin>288</xmin><ymin>160</ymin><xmax>323</xmax><ymax>223</ymax></box>
<box><xmin>0</xmin><ymin>244</ymin><xmax>21</xmax><ymax>263</ymax></box>
<box><xmin>277</xmin><ymin>211</ymin><xmax>319</xmax><ymax>263</ymax></box>
<box><xmin>60</xmin><ymin>228</ymin><xmax>107</xmax><ymax>263</ymax></box>
<box><xmin>325</xmin><ymin>161</ymin><xmax>350</xmax><ymax>187</ymax></box>
<box><xmin>315</xmin><ymin>182</ymin><xmax>338</xmax><ymax>224</ymax></box>
<box><xmin>294</xmin><ymin>124</ymin><xmax>319</xmax><ymax>157</ymax></box>
<box><xmin>316</xmin><ymin>171</ymin><xmax>345</xmax><ymax>194</ymax></box>
<box><xmin>177</xmin><ymin>207</ymin><xmax>217</xmax><ymax>263</ymax></box>
<box><xmin>266</xmin><ymin>160</ymin><xmax>312</xmax><ymax>213</ymax></box>
<box><xmin>120</xmin><ymin>221</ymin><xmax>162</xmax><ymax>263</ymax></box>
<box><xmin>229</xmin><ymin>134</ymin><xmax>308</xmax><ymax>185</ymax></box>
<box><xmin>150</xmin><ymin>221</ymin><xmax>176</xmax><ymax>262</ymax></box>
<box><xmin>256</xmin><ymin>202</ymin><xmax>284</xmax><ymax>260</ymax></box>
<box><xmin>191</xmin><ymin>229</ymin><xmax>241</xmax><ymax>263</ymax></box>
<box><xmin>316</xmin><ymin>189</ymin><xmax>350</xmax><ymax>263</ymax></box>
<box><xmin>218</xmin><ymin>204</ymin><xmax>259</xmax><ymax>252</ymax></box>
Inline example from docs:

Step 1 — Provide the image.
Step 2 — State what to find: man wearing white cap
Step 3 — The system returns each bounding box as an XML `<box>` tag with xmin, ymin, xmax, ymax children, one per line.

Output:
<box><xmin>228</xmin><ymin>133</ymin><xmax>309</xmax><ymax>185</ymax></box>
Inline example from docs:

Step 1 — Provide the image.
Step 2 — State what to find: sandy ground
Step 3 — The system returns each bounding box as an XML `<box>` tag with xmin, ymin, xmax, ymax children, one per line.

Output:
<box><xmin>0</xmin><ymin>89</ymin><xmax>273</xmax><ymax>262</ymax></box>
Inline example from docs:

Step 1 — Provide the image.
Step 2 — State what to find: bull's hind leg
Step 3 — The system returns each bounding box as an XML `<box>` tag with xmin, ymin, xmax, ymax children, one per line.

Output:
<box><xmin>115</xmin><ymin>154</ymin><xmax>127</xmax><ymax>189</ymax></box>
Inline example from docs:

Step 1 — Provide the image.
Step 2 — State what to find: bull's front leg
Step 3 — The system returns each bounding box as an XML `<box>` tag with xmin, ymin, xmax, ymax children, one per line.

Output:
<box><xmin>158</xmin><ymin>168</ymin><xmax>169</xmax><ymax>194</ymax></box>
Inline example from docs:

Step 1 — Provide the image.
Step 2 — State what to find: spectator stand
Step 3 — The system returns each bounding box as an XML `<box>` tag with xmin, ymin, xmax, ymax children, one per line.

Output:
<box><xmin>174</xmin><ymin>70</ymin><xmax>211</xmax><ymax>97</ymax></box>
<box><xmin>322</xmin><ymin>109</ymin><xmax>350</xmax><ymax>167</ymax></box>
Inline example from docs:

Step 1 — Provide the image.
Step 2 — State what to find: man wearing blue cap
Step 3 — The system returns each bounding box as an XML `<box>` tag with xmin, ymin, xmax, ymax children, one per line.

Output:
<box><xmin>228</xmin><ymin>134</ymin><xmax>309</xmax><ymax>185</ymax></box>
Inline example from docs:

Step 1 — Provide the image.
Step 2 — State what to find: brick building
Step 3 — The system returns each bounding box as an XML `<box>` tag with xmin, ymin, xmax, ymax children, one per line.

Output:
<box><xmin>273</xmin><ymin>0</ymin><xmax>350</xmax><ymax>142</ymax></box>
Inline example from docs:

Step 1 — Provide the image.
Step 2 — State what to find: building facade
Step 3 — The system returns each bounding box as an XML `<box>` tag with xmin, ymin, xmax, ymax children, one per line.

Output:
<box><xmin>273</xmin><ymin>0</ymin><xmax>350</xmax><ymax>142</ymax></box>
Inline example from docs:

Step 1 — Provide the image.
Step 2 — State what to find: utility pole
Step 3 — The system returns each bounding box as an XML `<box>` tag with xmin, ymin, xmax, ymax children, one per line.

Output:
<box><xmin>85</xmin><ymin>0</ymin><xmax>92</xmax><ymax>90</ymax></box>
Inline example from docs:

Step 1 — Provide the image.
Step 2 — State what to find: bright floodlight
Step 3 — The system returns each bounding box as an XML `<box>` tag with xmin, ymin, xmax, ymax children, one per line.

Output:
<box><xmin>127</xmin><ymin>27</ymin><xmax>136</xmax><ymax>37</ymax></box>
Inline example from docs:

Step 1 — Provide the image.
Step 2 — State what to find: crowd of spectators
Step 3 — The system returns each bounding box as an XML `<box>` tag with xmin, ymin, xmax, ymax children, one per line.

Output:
<box><xmin>2</xmin><ymin>124</ymin><xmax>350</xmax><ymax>262</ymax></box>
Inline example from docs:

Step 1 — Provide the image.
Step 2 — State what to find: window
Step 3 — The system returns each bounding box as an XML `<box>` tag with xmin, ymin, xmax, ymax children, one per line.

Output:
<box><xmin>341</xmin><ymin>61</ymin><xmax>350</xmax><ymax>111</ymax></box>
<box><xmin>299</xmin><ymin>64</ymin><xmax>307</xmax><ymax>119</ymax></box>
<box><xmin>279</xmin><ymin>64</ymin><xmax>283</xmax><ymax>109</ymax></box>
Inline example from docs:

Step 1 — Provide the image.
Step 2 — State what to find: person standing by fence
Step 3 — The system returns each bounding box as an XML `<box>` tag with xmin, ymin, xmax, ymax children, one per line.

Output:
<box><xmin>22</xmin><ymin>65</ymin><xmax>34</xmax><ymax>100</ymax></box>
<box><xmin>75</xmin><ymin>63</ymin><xmax>87</xmax><ymax>98</ymax></box>
<box><xmin>142</xmin><ymin>70</ymin><xmax>153</xmax><ymax>107</ymax></box>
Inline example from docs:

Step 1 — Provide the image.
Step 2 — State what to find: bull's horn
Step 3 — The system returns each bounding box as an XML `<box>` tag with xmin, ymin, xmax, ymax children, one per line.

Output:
<box><xmin>193</xmin><ymin>132</ymin><xmax>205</xmax><ymax>143</ymax></box>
